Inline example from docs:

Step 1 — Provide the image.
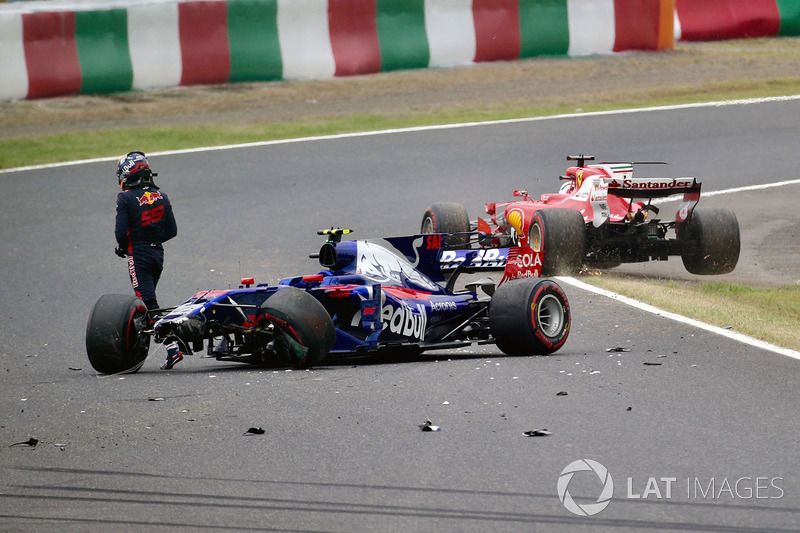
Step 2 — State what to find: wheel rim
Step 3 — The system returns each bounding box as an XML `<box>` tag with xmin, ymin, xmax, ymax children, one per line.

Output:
<box><xmin>421</xmin><ymin>216</ymin><xmax>434</xmax><ymax>234</ymax></box>
<box><xmin>536</xmin><ymin>293</ymin><xmax>563</xmax><ymax>337</ymax></box>
<box><xmin>530</xmin><ymin>223</ymin><xmax>542</xmax><ymax>252</ymax></box>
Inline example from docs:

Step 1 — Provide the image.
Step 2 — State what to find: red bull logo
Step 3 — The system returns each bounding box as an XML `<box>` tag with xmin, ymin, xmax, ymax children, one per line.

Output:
<box><xmin>382</xmin><ymin>301</ymin><xmax>427</xmax><ymax>340</ymax></box>
<box><xmin>137</xmin><ymin>191</ymin><xmax>163</xmax><ymax>206</ymax></box>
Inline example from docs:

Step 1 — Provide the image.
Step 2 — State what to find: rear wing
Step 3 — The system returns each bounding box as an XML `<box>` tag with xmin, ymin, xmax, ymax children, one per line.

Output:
<box><xmin>438</xmin><ymin>245</ymin><xmax>544</xmax><ymax>284</ymax></box>
<box><xmin>603</xmin><ymin>177</ymin><xmax>700</xmax><ymax>198</ymax></box>
<box><xmin>374</xmin><ymin>234</ymin><xmax>544</xmax><ymax>285</ymax></box>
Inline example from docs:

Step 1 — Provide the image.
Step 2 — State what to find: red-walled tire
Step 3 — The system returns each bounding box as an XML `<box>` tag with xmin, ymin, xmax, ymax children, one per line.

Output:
<box><xmin>86</xmin><ymin>294</ymin><xmax>150</xmax><ymax>374</ymax></box>
<box><xmin>489</xmin><ymin>278</ymin><xmax>571</xmax><ymax>356</ymax></box>
<box><xmin>421</xmin><ymin>202</ymin><xmax>470</xmax><ymax>247</ymax></box>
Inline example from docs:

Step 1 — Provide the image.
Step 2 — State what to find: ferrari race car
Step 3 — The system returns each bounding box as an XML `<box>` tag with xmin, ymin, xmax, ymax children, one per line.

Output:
<box><xmin>422</xmin><ymin>155</ymin><xmax>740</xmax><ymax>276</ymax></box>
<box><xmin>85</xmin><ymin>229</ymin><xmax>571</xmax><ymax>374</ymax></box>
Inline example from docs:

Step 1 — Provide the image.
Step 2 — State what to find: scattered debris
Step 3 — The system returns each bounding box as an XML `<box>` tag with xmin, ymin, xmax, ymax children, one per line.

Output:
<box><xmin>243</xmin><ymin>427</ymin><xmax>265</xmax><ymax>436</ymax></box>
<box><xmin>10</xmin><ymin>437</ymin><xmax>38</xmax><ymax>447</ymax></box>
<box><xmin>523</xmin><ymin>429</ymin><xmax>552</xmax><ymax>437</ymax></box>
<box><xmin>68</xmin><ymin>367</ymin><xmax>82</xmax><ymax>371</ymax></box>
<box><xmin>643</xmin><ymin>362</ymin><xmax>662</xmax><ymax>366</ymax></box>
<box><xmin>606</xmin><ymin>347</ymin><xmax>630</xmax><ymax>353</ymax></box>
<box><xmin>419</xmin><ymin>419</ymin><xmax>441</xmax><ymax>432</ymax></box>
<box><xmin>627</xmin><ymin>407</ymin><xmax>633</xmax><ymax>411</ymax></box>
<box><xmin>556</xmin><ymin>391</ymin><xmax>568</xmax><ymax>396</ymax></box>
<box><xmin>148</xmin><ymin>397</ymin><xmax>165</xmax><ymax>402</ymax></box>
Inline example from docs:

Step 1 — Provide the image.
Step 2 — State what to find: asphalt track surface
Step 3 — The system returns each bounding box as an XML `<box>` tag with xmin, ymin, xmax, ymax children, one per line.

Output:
<box><xmin>1</xmin><ymin>98</ymin><xmax>799</xmax><ymax>532</ymax></box>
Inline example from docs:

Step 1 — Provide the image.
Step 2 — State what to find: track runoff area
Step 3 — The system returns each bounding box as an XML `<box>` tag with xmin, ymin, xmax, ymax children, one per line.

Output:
<box><xmin>10</xmin><ymin>95</ymin><xmax>800</xmax><ymax>360</ymax></box>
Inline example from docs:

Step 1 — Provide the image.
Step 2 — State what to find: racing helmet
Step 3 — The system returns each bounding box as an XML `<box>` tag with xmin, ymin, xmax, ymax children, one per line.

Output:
<box><xmin>116</xmin><ymin>151</ymin><xmax>156</xmax><ymax>189</ymax></box>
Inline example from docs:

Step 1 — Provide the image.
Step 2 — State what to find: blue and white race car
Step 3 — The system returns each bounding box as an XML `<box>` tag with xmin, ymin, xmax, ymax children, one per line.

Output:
<box><xmin>85</xmin><ymin>229</ymin><xmax>571</xmax><ymax>374</ymax></box>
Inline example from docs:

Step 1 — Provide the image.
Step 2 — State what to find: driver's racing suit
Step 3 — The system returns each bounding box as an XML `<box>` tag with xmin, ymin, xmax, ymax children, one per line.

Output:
<box><xmin>115</xmin><ymin>184</ymin><xmax>177</xmax><ymax>310</ymax></box>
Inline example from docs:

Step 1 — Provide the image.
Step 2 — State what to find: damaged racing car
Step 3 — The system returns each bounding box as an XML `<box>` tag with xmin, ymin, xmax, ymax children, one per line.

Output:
<box><xmin>421</xmin><ymin>154</ymin><xmax>740</xmax><ymax>276</ymax></box>
<box><xmin>85</xmin><ymin>229</ymin><xmax>571</xmax><ymax>374</ymax></box>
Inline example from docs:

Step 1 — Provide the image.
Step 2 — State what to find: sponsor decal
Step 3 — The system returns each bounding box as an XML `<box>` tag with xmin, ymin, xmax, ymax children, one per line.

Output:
<box><xmin>590</xmin><ymin>180</ymin><xmax>608</xmax><ymax>202</ymax></box>
<box><xmin>425</xmin><ymin>234</ymin><xmax>443</xmax><ymax>249</ymax></box>
<box><xmin>507</xmin><ymin>208</ymin><xmax>525</xmax><ymax>234</ymax></box>
<box><xmin>382</xmin><ymin>301</ymin><xmax>427</xmax><ymax>340</ymax></box>
<box><xmin>430</xmin><ymin>301</ymin><xmax>457</xmax><ymax>312</ymax></box>
<box><xmin>440</xmin><ymin>248</ymin><xmax>506</xmax><ymax>270</ymax></box>
<box><xmin>127</xmin><ymin>255</ymin><xmax>138</xmax><ymax>289</ymax></box>
<box><xmin>591</xmin><ymin>200</ymin><xmax>611</xmax><ymax>227</ymax></box>
<box><xmin>137</xmin><ymin>191</ymin><xmax>163</xmax><ymax>206</ymax></box>
<box><xmin>607</xmin><ymin>178</ymin><xmax>695</xmax><ymax>190</ymax></box>
<box><xmin>501</xmin><ymin>247</ymin><xmax>542</xmax><ymax>283</ymax></box>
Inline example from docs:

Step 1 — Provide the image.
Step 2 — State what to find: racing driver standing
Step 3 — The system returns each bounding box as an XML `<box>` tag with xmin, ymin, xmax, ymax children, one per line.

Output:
<box><xmin>114</xmin><ymin>151</ymin><xmax>182</xmax><ymax>369</ymax></box>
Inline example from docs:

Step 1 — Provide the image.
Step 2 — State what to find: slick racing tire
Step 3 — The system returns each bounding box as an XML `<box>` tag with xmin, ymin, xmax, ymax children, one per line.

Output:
<box><xmin>528</xmin><ymin>208</ymin><xmax>586</xmax><ymax>276</ymax></box>
<box><xmin>489</xmin><ymin>278</ymin><xmax>570</xmax><ymax>356</ymax></box>
<box><xmin>678</xmin><ymin>207</ymin><xmax>741</xmax><ymax>275</ymax></box>
<box><xmin>86</xmin><ymin>294</ymin><xmax>151</xmax><ymax>374</ymax></box>
<box><xmin>262</xmin><ymin>288</ymin><xmax>335</xmax><ymax>369</ymax></box>
<box><xmin>421</xmin><ymin>202</ymin><xmax>470</xmax><ymax>248</ymax></box>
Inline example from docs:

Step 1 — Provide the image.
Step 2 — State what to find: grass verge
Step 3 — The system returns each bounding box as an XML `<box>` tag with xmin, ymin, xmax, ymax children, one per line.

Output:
<box><xmin>584</xmin><ymin>274</ymin><xmax>800</xmax><ymax>352</ymax></box>
<box><xmin>3</xmin><ymin>79</ymin><xmax>800</xmax><ymax>170</ymax></box>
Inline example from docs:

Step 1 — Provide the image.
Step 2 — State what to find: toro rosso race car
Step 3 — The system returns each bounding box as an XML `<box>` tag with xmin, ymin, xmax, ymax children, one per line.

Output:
<box><xmin>422</xmin><ymin>155</ymin><xmax>740</xmax><ymax>276</ymax></box>
<box><xmin>85</xmin><ymin>229</ymin><xmax>571</xmax><ymax>374</ymax></box>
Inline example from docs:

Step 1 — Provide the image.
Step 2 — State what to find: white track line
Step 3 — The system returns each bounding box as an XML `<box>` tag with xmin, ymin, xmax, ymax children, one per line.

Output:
<box><xmin>3</xmin><ymin>94</ymin><xmax>799</xmax><ymax>175</ymax></box>
<box><xmin>557</xmin><ymin>277</ymin><xmax>800</xmax><ymax>361</ymax></box>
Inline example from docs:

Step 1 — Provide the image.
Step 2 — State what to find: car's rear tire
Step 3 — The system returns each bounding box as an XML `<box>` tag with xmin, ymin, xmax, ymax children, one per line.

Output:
<box><xmin>86</xmin><ymin>294</ymin><xmax>150</xmax><ymax>374</ymax></box>
<box><xmin>421</xmin><ymin>202</ymin><xmax>470</xmax><ymax>247</ymax></box>
<box><xmin>678</xmin><ymin>207</ymin><xmax>740</xmax><ymax>275</ymax></box>
<box><xmin>489</xmin><ymin>278</ymin><xmax>570</xmax><ymax>356</ymax></box>
<box><xmin>528</xmin><ymin>208</ymin><xmax>586</xmax><ymax>276</ymax></box>
<box><xmin>262</xmin><ymin>288</ymin><xmax>335</xmax><ymax>369</ymax></box>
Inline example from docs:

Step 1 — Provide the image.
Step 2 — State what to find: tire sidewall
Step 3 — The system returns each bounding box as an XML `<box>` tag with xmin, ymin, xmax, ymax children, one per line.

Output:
<box><xmin>489</xmin><ymin>278</ymin><xmax>571</xmax><ymax>355</ymax></box>
<box><xmin>85</xmin><ymin>294</ymin><xmax>150</xmax><ymax>374</ymax></box>
<box><xmin>528</xmin><ymin>280</ymin><xmax>570</xmax><ymax>351</ymax></box>
<box><xmin>261</xmin><ymin>288</ymin><xmax>335</xmax><ymax>368</ymax></box>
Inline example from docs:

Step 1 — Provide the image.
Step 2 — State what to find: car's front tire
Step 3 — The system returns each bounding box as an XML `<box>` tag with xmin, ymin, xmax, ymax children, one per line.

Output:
<box><xmin>261</xmin><ymin>288</ymin><xmax>335</xmax><ymax>369</ymax></box>
<box><xmin>86</xmin><ymin>294</ymin><xmax>151</xmax><ymax>374</ymax></box>
<box><xmin>528</xmin><ymin>208</ymin><xmax>586</xmax><ymax>276</ymax></box>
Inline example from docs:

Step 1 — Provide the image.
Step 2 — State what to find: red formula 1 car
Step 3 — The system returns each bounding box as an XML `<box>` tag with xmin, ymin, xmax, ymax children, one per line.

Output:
<box><xmin>422</xmin><ymin>155</ymin><xmax>740</xmax><ymax>276</ymax></box>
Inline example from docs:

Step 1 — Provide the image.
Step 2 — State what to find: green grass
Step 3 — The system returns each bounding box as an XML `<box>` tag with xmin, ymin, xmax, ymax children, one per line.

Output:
<box><xmin>3</xmin><ymin>77</ymin><xmax>800</xmax><ymax>170</ymax></box>
<box><xmin>584</xmin><ymin>276</ymin><xmax>800</xmax><ymax>352</ymax></box>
